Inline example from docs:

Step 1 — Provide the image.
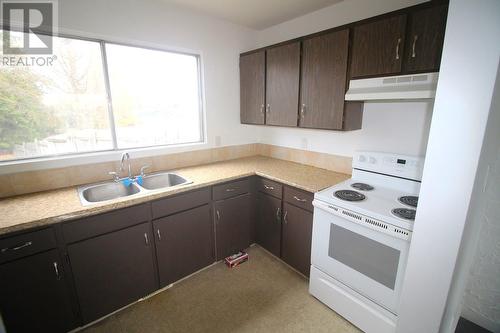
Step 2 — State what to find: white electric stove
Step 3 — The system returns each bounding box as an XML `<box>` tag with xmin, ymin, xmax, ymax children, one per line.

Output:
<box><xmin>309</xmin><ymin>151</ymin><xmax>424</xmax><ymax>333</ymax></box>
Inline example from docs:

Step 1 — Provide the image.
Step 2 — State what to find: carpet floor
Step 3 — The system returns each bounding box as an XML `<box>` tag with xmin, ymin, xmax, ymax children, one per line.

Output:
<box><xmin>80</xmin><ymin>245</ymin><xmax>361</xmax><ymax>333</ymax></box>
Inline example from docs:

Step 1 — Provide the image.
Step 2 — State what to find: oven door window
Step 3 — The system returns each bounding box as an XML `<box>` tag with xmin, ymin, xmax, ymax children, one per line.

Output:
<box><xmin>329</xmin><ymin>224</ymin><xmax>400</xmax><ymax>290</ymax></box>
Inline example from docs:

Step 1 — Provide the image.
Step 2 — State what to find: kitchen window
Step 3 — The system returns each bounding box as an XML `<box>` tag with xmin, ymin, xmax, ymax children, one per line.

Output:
<box><xmin>0</xmin><ymin>31</ymin><xmax>204</xmax><ymax>162</ymax></box>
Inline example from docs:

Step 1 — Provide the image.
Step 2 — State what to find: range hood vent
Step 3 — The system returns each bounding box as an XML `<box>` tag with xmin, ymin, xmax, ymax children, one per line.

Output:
<box><xmin>345</xmin><ymin>72</ymin><xmax>439</xmax><ymax>101</ymax></box>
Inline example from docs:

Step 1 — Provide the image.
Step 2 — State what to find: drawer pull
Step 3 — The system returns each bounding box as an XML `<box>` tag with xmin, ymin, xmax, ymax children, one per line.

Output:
<box><xmin>264</xmin><ymin>185</ymin><xmax>275</xmax><ymax>190</ymax></box>
<box><xmin>53</xmin><ymin>262</ymin><xmax>61</xmax><ymax>280</ymax></box>
<box><xmin>1</xmin><ymin>241</ymin><xmax>33</xmax><ymax>253</ymax></box>
<box><xmin>225</xmin><ymin>188</ymin><xmax>237</xmax><ymax>192</ymax></box>
<box><xmin>293</xmin><ymin>196</ymin><xmax>307</xmax><ymax>203</ymax></box>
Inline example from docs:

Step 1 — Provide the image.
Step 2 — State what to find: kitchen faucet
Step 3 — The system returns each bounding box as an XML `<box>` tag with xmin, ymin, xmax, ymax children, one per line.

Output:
<box><xmin>108</xmin><ymin>152</ymin><xmax>148</xmax><ymax>183</ymax></box>
<box><xmin>120</xmin><ymin>152</ymin><xmax>132</xmax><ymax>179</ymax></box>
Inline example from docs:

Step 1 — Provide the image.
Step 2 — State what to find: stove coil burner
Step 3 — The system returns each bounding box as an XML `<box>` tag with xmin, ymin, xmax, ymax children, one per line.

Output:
<box><xmin>392</xmin><ymin>208</ymin><xmax>416</xmax><ymax>221</ymax></box>
<box><xmin>399</xmin><ymin>196</ymin><xmax>418</xmax><ymax>208</ymax></box>
<box><xmin>334</xmin><ymin>190</ymin><xmax>366</xmax><ymax>202</ymax></box>
<box><xmin>351</xmin><ymin>183</ymin><xmax>374</xmax><ymax>191</ymax></box>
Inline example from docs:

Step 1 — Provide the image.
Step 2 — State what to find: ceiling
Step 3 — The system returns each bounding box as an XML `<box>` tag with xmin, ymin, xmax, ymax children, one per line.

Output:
<box><xmin>162</xmin><ymin>0</ymin><xmax>343</xmax><ymax>30</ymax></box>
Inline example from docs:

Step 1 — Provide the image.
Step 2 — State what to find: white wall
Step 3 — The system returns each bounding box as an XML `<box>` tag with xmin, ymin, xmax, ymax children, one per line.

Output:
<box><xmin>251</xmin><ymin>0</ymin><xmax>432</xmax><ymax>158</ymax></box>
<box><xmin>396</xmin><ymin>1</ymin><xmax>500</xmax><ymax>332</ymax></box>
<box><xmin>459</xmin><ymin>66</ymin><xmax>500</xmax><ymax>333</ymax></box>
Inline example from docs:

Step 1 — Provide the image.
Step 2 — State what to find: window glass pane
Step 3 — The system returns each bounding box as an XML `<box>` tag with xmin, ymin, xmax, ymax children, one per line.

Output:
<box><xmin>0</xmin><ymin>31</ymin><xmax>112</xmax><ymax>161</ymax></box>
<box><xmin>105</xmin><ymin>43</ymin><xmax>202</xmax><ymax>149</ymax></box>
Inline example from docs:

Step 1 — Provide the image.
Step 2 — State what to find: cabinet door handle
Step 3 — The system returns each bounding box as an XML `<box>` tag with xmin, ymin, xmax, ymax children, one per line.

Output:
<box><xmin>264</xmin><ymin>184</ymin><xmax>274</xmax><ymax>190</ymax></box>
<box><xmin>293</xmin><ymin>195</ymin><xmax>307</xmax><ymax>203</ymax></box>
<box><xmin>1</xmin><ymin>241</ymin><xmax>32</xmax><ymax>253</ymax></box>
<box><xmin>300</xmin><ymin>104</ymin><xmax>306</xmax><ymax>118</ymax></box>
<box><xmin>266</xmin><ymin>104</ymin><xmax>270</xmax><ymax>113</ymax></box>
<box><xmin>395</xmin><ymin>38</ymin><xmax>402</xmax><ymax>60</ymax></box>
<box><xmin>411</xmin><ymin>35</ymin><xmax>418</xmax><ymax>58</ymax></box>
<box><xmin>283</xmin><ymin>211</ymin><xmax>288</xmax><ymax>224</ymax></box>
<box><xmin>276</xmin><ymin>207</ymin><xmax>281</xmax><ymax>222</ymax></box>
<box><xmin>53</xmin><ymin>261</ymin><xmax>61</xmax><ymax>280</ymax></box>
<box><xmin>157</xmin><ymin>229</ymin><xmax>162</xmax><ymax>241</ymax></box>
<box><xmin>144</xmin><ymin>233</ymin><xmax>149</xmax><ymax>245</ymax></box>
<box><xmin>260</xmin><ymin>104</ymin><xmax>265</xmax><ymax>114</ymax></box>
<box><xmin>216</xmin><ymin>210</ymin><xmax>220</xmax><ymax>221</ymax></box>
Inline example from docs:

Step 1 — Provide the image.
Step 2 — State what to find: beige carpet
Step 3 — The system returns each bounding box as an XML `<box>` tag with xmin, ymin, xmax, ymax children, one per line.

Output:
<box><xmin>81</xmin><ymin>245</ymin><xmax>361</xmax><ymax>333</ymax></box>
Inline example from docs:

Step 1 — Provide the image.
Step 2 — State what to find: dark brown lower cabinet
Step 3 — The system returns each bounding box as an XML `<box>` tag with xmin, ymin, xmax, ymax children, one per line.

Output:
<box><xmin>281</xmin><ymin>202</ymin><xmax>313</xmax><ymax>277</ymax></box>
<box><xmin>0</xmin><ymin>249</ymin><xmax>76</xmax><ymax>333</ymax></box>
<box><xmin>256</xmin><ymin>192</ymin><xmax>282</xmax><ymax>257</ymax></box>
<box><xmin>153</xmin><ymin>204</ymin><xmax>214</xmax><ymax>287</ymax></box>
<box><xmin>68</xmin><ymin>222</ymin><xmax>157</xmax><ymax>324</ymax></box>
<box><xmin>214</xmin><ymin>193</ymin><xmax>252</xmax><ymax>260</ymax></box>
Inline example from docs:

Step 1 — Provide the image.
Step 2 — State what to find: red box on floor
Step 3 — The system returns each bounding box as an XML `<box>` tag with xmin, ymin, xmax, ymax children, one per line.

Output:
<box><xmin>224</xmin><ymin>251</ymin><xmax>248</xmax><ymax>268</ymax></box>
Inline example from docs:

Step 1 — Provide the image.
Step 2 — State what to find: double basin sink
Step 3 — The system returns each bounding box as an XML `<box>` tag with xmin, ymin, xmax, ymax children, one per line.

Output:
<box><xmin>78</xmin><ymin>172</ymin><xmax>192</xmax><ymax>206</ymax></box>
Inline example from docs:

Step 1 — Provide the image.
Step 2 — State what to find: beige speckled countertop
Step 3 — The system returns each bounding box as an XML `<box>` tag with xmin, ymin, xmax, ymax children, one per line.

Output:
<box><xmin>0</xmin><ymin>156</ymin><xmax>349</xmax><ymax>236</ymax></box>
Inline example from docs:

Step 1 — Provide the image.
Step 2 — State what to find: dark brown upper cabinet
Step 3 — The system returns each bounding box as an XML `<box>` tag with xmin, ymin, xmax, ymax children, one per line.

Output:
<box><xmin>153</xmin><ymin>204</ymin><xmax>214</xmax><ymax>287</ymax></box>
<box><xmin>350</xmin><ymin>14</ymin><xmax>407</xmax><ymax>79</ymax></box>
<box><xmin>240</xmin><ymin>51</ymin><xmax>266</xmax><ymax>125</ymax></box>
<box><xmin>265</xmin><ymin>42</ymin><xmax>301</xmax><ymax>127</ymax></box>
<box><xmin>299</xmin><ymin>29</ymin><xmax>351</xmax><ymax>130</ymax></box>
<box><xmin>403</xmin><ymin>4</ymin><xmax>448</xmax><ymax>73</ymax></box>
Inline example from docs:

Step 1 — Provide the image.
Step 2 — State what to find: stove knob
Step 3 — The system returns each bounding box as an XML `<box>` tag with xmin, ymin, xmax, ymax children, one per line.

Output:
<box><xmin>369</xmin><ymin>156</ymin><xmax>377</xmax><ymax>164</ymax></box>
<box><xmin>358</xmin><ymin>155</ymin><xmax>366</xmax><ymax>162</ymax></box>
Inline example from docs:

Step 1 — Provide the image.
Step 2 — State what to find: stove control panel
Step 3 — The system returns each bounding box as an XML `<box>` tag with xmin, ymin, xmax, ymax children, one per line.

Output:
<box><xmin>353</xmin><ymin>152</ymin><xmax>424</xmax><ymax>181</ymax></box>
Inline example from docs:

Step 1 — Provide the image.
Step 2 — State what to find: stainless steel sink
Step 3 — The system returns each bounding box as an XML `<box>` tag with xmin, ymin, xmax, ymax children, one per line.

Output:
<box><xmin>79</xmin><ymin>182</ymin><xmax>141</xmax><ymax>205</ymax></box>
<box><xmin>77</xmin><ymin>172</ymin><xmax>191</xmax><ymax>205</ymax></box>
<box><xmin>140</xmin><ymin>173</ymin><xmax>191</xmax><ymax>190</ymax></box>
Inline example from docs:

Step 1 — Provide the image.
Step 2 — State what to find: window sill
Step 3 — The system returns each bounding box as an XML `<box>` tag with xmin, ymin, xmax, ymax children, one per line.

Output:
<box><xmin>0</xmin><ymin>141</ymin><xmax>208</xmax><ymax>175</ymax></box>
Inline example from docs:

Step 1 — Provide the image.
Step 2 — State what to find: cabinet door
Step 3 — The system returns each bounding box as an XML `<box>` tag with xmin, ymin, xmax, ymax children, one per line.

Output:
<box><xmin>68</xmin><ymin>222</ymin><xmax>157</xmax><ymax>323</ymax></box>
<box><xmin>404</xmin><ymin>4</ymin><xmax>448</xmax><ymax>73</ymax></box>
<box><xmin>214</xmin><ymin>193</ymin><xmax>252</xmax><ymax>260</ymax></box>
<box><xmin>153</xmin><ymin>204</ymin><xmax>214</xmax><ymax>287</ymax></box>
<box><xmin>282</xmin><ymin>203</ymin><xmax>313</xmax><ymax>277</ymax></box>
<box><xmin>256</xmin><ymin>192</ymin><xmax>282</xmax><ymax>257</ymax></box>
<box><xmin>350</xmin><ymin>14</ymin><xmax>407</xmax><ymax>78</ymax></box>
<box><xmin>300</xmin><ymin>29</ymin><xmax>349</xmax><ymax>130</ymax></box>
<box><xmin>266</xmin><ymin>42</ymin><xmax>300</xmax><ymax>126</ymax></box>
<box><xmin>240</xmin><ymin>51</ymin><xmax>266</xmax><ymax>124</ymax></box>
<box><xmin>0</xmin><ymin>250</ymin><xmax>76</xmax><ymax>333</ymax></box>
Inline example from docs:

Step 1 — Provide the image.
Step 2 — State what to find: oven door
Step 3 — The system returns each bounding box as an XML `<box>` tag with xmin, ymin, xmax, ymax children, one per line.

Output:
<box><xmin>311</xmin><ymin>200</ymin><xmax>410</xmax><ymax>314</ymax></box>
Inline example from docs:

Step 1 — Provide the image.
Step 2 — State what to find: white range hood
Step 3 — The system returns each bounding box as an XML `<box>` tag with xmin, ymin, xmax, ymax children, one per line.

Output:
<box><xmin>345</xmin><ymin>72</ymin><xmax>439</xmax><ymax>101</ymax></box>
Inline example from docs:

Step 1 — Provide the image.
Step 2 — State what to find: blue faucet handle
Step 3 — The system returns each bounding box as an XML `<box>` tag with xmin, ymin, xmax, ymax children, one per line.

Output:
<box><xmin>122</xmin><ymin>178</ymin><xmax>133</xmax><ymax>187</ymax></box>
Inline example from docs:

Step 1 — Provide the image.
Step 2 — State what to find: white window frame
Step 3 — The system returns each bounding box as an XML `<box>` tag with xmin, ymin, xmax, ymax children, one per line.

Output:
<box><xmin>0</xmin><ymin>29</ymin><xmax>207</xmax><ymax>173</ymax></box>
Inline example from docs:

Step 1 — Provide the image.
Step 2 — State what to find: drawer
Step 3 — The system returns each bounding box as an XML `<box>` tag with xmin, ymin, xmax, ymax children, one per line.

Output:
<box><xmin>284</xmin><ymin>186</ymin><xmax>314</xmax><ymax>212</ymax></box>
<box><xmin>213</xmin><ymin>178</ymin><xmax>251</xmax><ymax>201</ymax></box>
<box><xmin>0</xmin><ymin>228</ymin><xmax>57</xmax><ymax>264</ymax></box>
<box><xmin>63</xmin><ymin>204</ymin><xmax>150</xmax><ymax>244</ymax></box>
<box><xmin>152</xmin><ymin>188</ymin><xmax>211</xmax><ymax>219</ymax></box>
<box><xmin>257</xmin><ymin>177</ymin><xmax>282</xmax><ymax>199</ymax></box>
